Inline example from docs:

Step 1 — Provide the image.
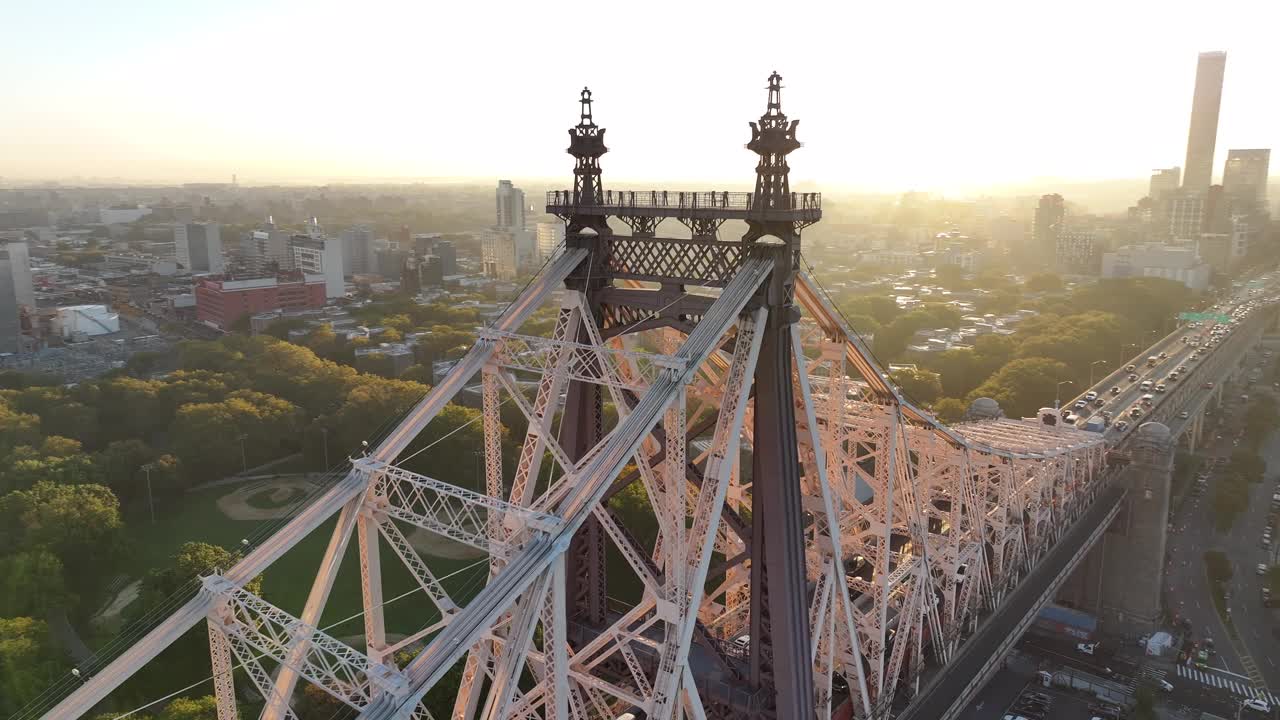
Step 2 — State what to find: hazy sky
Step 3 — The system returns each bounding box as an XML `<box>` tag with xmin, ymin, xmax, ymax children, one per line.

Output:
<box><xmin>3</xmin><ymin>0</ymin><xmax>1278</xmax><ymax>194</ymax></box>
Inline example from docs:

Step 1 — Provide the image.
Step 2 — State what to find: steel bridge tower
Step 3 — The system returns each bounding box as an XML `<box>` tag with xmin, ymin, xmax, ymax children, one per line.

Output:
<box><xmin>35</xmin><ymin>75</ymin><xmax>1113</xmax><ymax>720</ymax></box>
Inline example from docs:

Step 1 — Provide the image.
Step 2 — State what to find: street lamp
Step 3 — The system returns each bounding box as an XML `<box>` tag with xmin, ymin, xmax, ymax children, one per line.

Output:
<box><xmin>237</xmin><ymin>434</ymin><xmax>248</xmax><ymax>474</ymax></box>
<box><xmin>1055</xmin><ymin>380</ymin><xmax>1074</xmax><ymax>410</ymax></box>
<box><xmin>141</xmin><ymin>462</ymin><xmax>156</xmax><ymax>525</ymax></box>
<box><xmin>1089</xmin><ymin>360</ymin><xmax>1108</xmax><ymax>387</ymax></box>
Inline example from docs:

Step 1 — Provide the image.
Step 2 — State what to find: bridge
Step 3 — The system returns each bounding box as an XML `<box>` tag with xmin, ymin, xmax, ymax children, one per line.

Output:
<box><xmin>22</xmin><ymin>76</ymin><xmax>1279</xmax><ymax>720</ymax></box>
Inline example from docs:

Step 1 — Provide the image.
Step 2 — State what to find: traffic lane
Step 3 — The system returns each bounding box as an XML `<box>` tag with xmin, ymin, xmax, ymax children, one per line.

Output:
<box><xmin>1225</xmin><ymin>422</ymin><xmax>1280</xmax><ymax>688</ymax></box>
<box><xmin>1017</xmin><ymin>636</ymin><xmax>1138</xmax><ymax>682</ymax></box>
<box><xmin>1166</xmin><ymin>451</ymin><xmax>1243</xmax><ymax>676</ymax></box>
<box><xmin>954</xmin><ymin>660</ymin><xmax>1035</xmax><ymax>720</ymax></box>
<box><xmin>1072</xmin><ymin>327</ymin><xmax>1210</xmax><ymax>411</ymax></box>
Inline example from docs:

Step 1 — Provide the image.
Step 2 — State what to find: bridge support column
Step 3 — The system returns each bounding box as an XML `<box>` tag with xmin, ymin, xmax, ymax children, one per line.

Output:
<box><xmin>1094</xmin><ymin>422</ymin><xmax>1174</xmax><ymax>633</ymax></box>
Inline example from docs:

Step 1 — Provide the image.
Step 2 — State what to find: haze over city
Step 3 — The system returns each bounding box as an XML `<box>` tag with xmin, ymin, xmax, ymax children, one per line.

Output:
<box><xmin>5</xmin><ymin>4</ymin><xmax>1280</xmax><ymax>720</ymax></box>
<box><xmin>4</xmin><ymin>0</ymin><xmax>1280</xmax><ymax>195</ymax></box>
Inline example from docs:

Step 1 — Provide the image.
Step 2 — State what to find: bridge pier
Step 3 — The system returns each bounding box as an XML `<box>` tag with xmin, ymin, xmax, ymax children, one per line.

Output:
<box><xmin>1063</xmin><ymin>423</ymin><xmax>1173</xmax><ymax>634</ymax></box>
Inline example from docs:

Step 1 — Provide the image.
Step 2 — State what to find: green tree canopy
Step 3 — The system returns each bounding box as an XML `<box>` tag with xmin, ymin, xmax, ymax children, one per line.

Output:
<box><xmin>0</xmin><ymin>617</ymin><xmax>65</xmax><ymax>716</ymax></box>
<box><xmin>889</xmin><ymin>368</ymin><xmax>943</xmax><ymax>404</ymax></box>
<box><xmin>966</xmin><ymin>357</ymin><xmax>1070</xmax><ymax>419</ymax></box>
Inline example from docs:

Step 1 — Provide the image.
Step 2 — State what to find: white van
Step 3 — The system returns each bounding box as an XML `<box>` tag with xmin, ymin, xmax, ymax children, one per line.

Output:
<box><xmin>1140</xmin><ymin>380</ymin><xmax>1153</xmax><ymax>391</ymax></box>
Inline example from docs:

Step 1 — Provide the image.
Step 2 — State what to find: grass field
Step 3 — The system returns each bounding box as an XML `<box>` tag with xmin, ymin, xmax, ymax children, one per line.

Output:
<box><xmin>117</xmin><ymin>482</ymin><xmax>490</xmax><ymax>643</ymax></box>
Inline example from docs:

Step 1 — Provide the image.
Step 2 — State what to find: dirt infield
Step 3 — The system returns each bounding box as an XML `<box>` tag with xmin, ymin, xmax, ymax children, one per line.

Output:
<box><xmin>216</xmin><ymin>476</ymin><xmax>322</xmax><ymax>521</ymax></box>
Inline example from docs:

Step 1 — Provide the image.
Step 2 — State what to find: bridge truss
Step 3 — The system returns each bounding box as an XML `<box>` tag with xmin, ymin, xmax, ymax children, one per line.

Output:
<box><xmin>42</xmin><ymin>75</ymin><xmax>1109</xmax><ymax>720</ymax></box>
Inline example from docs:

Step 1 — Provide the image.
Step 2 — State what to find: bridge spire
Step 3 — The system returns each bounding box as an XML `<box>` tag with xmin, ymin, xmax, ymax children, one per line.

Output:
<box><xmin>748</xmin><ymin>71</ymin><xmax>802</xmax><ymax>211</ymax></box>
<box><xmin>567</xmin><ymin>86</ymin><xmax>607</xmax><ymax>206</ymax></box>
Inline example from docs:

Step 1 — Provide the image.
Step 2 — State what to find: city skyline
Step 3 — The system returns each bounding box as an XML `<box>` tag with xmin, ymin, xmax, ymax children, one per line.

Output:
<box><xmin>3</xmin><ymin>0</ymin><xmax>1279</xmax><ymax>193</ymax></box>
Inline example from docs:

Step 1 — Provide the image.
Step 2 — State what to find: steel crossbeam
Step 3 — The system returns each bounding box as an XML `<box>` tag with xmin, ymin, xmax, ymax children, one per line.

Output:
<box><xmin>203</xmin><ymin>575</ymin><xmax>410</xmax><ymax>708</ymax></box>
<box><xmin>482</xmin><ymin>329</ymin><xmax>685</xmax><ymax>391</ymax></box>
<box><xmin>358</xmin><ymin>458</ymin><xmax>562</xmax><ymax>551</ymax></box>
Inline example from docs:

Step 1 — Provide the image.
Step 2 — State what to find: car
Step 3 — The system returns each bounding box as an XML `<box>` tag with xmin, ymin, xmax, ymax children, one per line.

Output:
<box><xmin>1076</xmin><ymin>642</ymin><xmax>1097</xmax><ymax>655</ymax></box>
<box><xmin>1178</xmin><ymin>365</ymin><xmax>1188</xmax><ymax>372</ymax></box>
<box><xmin>1204</xmin><ymin>381</ymin><xmax>1215</xmax><ymax>389</ymax></box>
<box><xmin>1155</xmin><ymin>384</ymin><xmax>1167</xmax><ymax>392</ymax></box>
<box><xmin>1085</xmin><ymin>391</ymin><xmax>1098</xmax><ymax>401</ymax></box>
<box><xmin>1074</xmin><ymin>400</ymin><xmax>1088</xmax><ymax>410</ymax></box>
<box><xmin>1159</xmin><ymin>351</ymin><xmax>1168</xmax><ymax>359</ymax></box>
<box><xmin>1159</xmin><ymin>679</ymin><xmax>1174</xmax><ymax>692</ymax></box>
<box><xmin>1130</xmin><ymin>408</ymin><xmax>1143</xmax><ymax>418</ymax></box>
<box><xmin>1257</xmin><ymin>563</ymin><xmax>1268</xmax><ymax>576</ymax></box>
<box><xmin>1115</xmin><ymin>420</ymin><xmax>1129</xmax><ymax>431</ymax></box>
<box><xmin>1128</xmin><ymin>373</ymin><xmax>1139</xmax><ymax>382</ymax></box>
<box><xmin>1125</xmin><ymin>364</ymin><xmax>1136</xmax><ymax>372</ymax></box>
<box><xmin>1094</xmin><ymin>397</ymin><xmax>1106</xmax><ymax>407</ymax></box>
<box><xmin>1243</xmin><ymin>697</ymin><xmax>1270</xmax><ymax>713</ymax></box>
<box><xmin>1168</xmin><ymin>373</ymin><xmax>1179</xmax><ymax>381</ymax></box>
<box><xmin>1179</xmin><ymin>411</ymin><xmax>1190</xmax><ymax>419</ymax></box>
<box><xmin>1110</xmin><ymin>386</ymin><xmax>1121</xmax><ymax>395</ymax></box>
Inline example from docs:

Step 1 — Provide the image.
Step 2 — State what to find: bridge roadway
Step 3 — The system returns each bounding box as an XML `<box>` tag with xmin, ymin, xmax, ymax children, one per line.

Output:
<box><xmin>897</xmin><ymin>288</ymin><xmax>1279</xmax><ymax>720</ymax></box>
<box><xmin>898</xmin><ymin>481</ymin><xmax>1128</xmax><ymax>720</ymax></box>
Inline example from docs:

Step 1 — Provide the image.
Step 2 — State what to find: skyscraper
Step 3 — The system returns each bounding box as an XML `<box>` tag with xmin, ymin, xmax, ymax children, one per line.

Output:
<box><xmin>174</xmin><ymin>222</ymin><xmax>225</xmax><ymax>274</ymax></box>
<box><xmin>1149</xmin><ymin>168</ymin><xmax>1181</xmax><ymax>201</ymax></box>
<box><xmin>1033</xmin><ymin>194</ymin><xmax>1065</xmax><ymax>261</ymax></box>
<box><xmin>1222</xmin><ymin>149</ymin><xmax>1270</xmax><ymax>211</ymax></box>
<box><xmin>340</xmin><ymin>224</ymin><xmax>376</xmax><ymax>276</ymax></box>
<box><xmin>496</xmin><ymin>180</ymin><xmax>526</xmax><ymax>229</ymax></box>
<box><xmin>536</xmin><ymin>222</ymin><xmax>565</xmax><ymax>263</ymax></box>
<box><xmin>1169</xmin><ymin>193</ymin><xmax>1205</xmax><ymax>240</ymax></box>
<box><xmin>0</xmin><ymin>241</ymin><xmax>34</xmax><ymax>353</ymax></box>
<box><xmin>1181</xmin><ymin>51</ymin><xmax>1227</xmax><ymax>192</ymax></box>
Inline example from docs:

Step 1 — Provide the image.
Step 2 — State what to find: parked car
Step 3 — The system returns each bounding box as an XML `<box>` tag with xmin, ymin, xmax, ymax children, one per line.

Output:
<box><xmin>1076</xmin><ymin>642</ymin><xmax>1097</xmax><ymax>655</ymax></box>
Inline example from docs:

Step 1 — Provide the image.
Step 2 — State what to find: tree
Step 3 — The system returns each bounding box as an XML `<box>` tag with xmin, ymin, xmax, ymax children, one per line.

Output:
<box><xmin>0</xmin><ymin>440</ymin><xmax>99</xmax><ymax>494</ymax></box>
<box><xmin>0</xmin><ymin>549</ymin><xmax>70</xmax><ymax>616</ymax></box>
<box><xmin>95</xmin><ymin>439</ymin><xmax>170</xmax><ymax>504</ymax></box>
<box><xmin>0</xmin><ymin>393</ymin><xmax>55</xmax><ymax>446</ymax></box>
<box><xmin>931</xmin><ymin>398</ymin><xmax>968</xmax><ymax>424</ymax></box>
<box><xmin>155</xmin><ymin>695</ymin><xmax>219</xmax><ymax>720</ymax></box>
<box><xmin>0</xmin><ymin>481</ymin><xmax>125</xmax><ymax>594</ymax></box>
<box><xmin>889</xmin><ymin>368</ymin><xmax>943</xmax><ymax>404</ymax></box>
<box><xmin>296</xmin><ymin>684</ymin><xmax>346</xmax><ymax>718</ymax></box>
<box><xmin>1025</xmin><ymin>273</ymin><xmax>1063</xmax><ymax>293</ymax></box>
<box><xmin>1225</xmin><ymin>449</ymin><xmax>1265</xmax><ymax>484</ymax></box>
<box><xmin>171</xmin><ymin>391</ymin><xmax>300</xmax><ymax>481</ymax></box>
<box><xmin>0</xmin><ymin>617</ymin><xmax>64</xmax><ymax>716</ymax></box>
<box><xmin>933</xmin><ymin>263</ymin><xmax>967</xmax><ymax>290</ymax></box>
<box><xmin>966</xmin><ymin>357</ymin><xmax>1070</xmax><ymax>419</ymax></box>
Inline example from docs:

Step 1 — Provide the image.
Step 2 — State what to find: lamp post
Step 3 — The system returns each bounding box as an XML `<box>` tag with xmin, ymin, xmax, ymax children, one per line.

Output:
<box><xmin>237</xmin><ymin>434</ymin><xmax>248</xmax><ymax>474</ymax></box>
<box><xmin>1089</xmin><ymin>360</ymin><xmax>1108</xmax><ymax>387</ymax></box>
<box><xmin>141</xmin><ymin>462</ymin><xmax>156</xmax><ymax>525</ymax></box>
<box><xmin>1055</xmin><ymin>380</ymin><xmax>1074</xmax><ymax>410</ymax></box>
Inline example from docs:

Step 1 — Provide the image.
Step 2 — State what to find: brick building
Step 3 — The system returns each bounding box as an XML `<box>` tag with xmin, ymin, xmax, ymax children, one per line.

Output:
<box><xmin>194</xmin><ymin>271</ymin><xmax>326</xmax><ymax>330</ymax></box>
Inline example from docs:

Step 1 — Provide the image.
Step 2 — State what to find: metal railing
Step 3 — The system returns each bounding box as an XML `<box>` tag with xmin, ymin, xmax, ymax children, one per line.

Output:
<box><xmin>546</xmin><ymin>189</ymin><xmax>821</xmax><ymax>213</ymax></box>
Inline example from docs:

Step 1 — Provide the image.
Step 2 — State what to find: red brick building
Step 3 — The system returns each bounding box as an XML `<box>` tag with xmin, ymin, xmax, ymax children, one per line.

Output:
<box><xmin>194</xmin><ymin>271</ymin><xmax>326</xmax><ymax>330</ymax></box>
